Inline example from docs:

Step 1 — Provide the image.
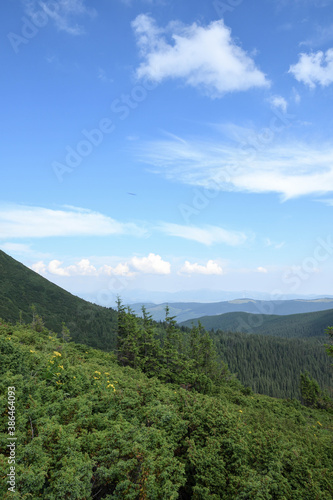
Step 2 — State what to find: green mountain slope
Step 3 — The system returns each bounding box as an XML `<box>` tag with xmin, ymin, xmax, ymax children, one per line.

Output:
<box><xmin>0</xmin><ymin>250</ymin><xmax>117</xmax><ymax>350</ymax></box>
<box><xmin>0</xmin><ymin>321</ymin><xmax>332</xmax><ymax>499</ymax></box>
<box><xmin>180</xmin><ymin>309</ymin><xmax>333</xmax><ymax>338</ymax></box>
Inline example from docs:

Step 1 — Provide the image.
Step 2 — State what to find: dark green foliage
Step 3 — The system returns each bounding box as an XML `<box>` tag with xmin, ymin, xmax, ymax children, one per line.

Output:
<box><xmin>325</xmin><ymin>326</ymin><xmax>333</xmax><ymax>359</ymax></box>
<box><xmin>300</xmin><ymin>371</ymin><xmax>332</xmax><ymax>409</ymax></box>
<box><xmin>1</xmin><ymin>321</ymin><xmax>332</xmax><ymax>499</ymax></box>
<box><xmin>212</xmin><ymin>330</ymin><xmax>332</xmax><ymax>399</ymax></box>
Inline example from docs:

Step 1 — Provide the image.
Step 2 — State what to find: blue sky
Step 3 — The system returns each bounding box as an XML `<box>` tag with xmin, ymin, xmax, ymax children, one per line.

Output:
<box><xmin>1</xmin><ymin>0</ymin><xmax>333</xmax><ymax>304</ymax></box>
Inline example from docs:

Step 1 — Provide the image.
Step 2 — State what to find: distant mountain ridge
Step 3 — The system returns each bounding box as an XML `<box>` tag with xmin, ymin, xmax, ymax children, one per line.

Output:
<box><xmin>130</xmin><ymin>298</ymin><xmax>333</xmax><ymax>323</ymax></box>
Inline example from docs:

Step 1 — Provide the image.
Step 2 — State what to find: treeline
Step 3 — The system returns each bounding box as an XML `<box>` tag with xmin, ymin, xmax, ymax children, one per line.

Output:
<box><xmin>209</xmin><ymin>329</ymin><xmax>333</xmax><ymax>400</ymax></box>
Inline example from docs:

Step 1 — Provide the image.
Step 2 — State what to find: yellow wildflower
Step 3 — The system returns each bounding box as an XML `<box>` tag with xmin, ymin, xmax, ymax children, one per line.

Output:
<box><xmin>239</xmin><ymin>410</ymin><xmax>243</xmax><ymax>413</ymax></box>
<box><xmin>317</xmin><ymin>421</ymin><xmax>322</xmax><ymax>426</ymax></box>
<box><xmin>94</xmin><ymin>371</ymin><xmax>101</xmax><ymax>375</ymax></box>
<box><xmin>49</xmin><ymin>360</ymin><xmax>54</xmax><ymax>364</ymax></box>
<box><xmin>56</xmin><ymin>373</ymin><xmax>61</xmax><ymax>376</ymax></box>
<box><xmin>53</xmin><ymin>351</ymin><xmax>61</xmax><ymax>357</ymax></box>
<box><xmin>93</xmin><ymin>376</ymin><xmax>99</xmax><ymax>380</ymax></box>
<box><xmin>104</xmin><ymin>372</ymin><xmax>110</xmax><ymax>375</ymax></box>
<box><xmin>73</xmin><ymin>376</ymin><xmax>76</xmax><ymax>379</ymax></box>
<box><xmin>58</xmin><ymin>365</ymin><xmax>64</xmax><ymax>370</ymax></box>
<box><xmin>30</xmin><ymin>350</ymin><xmax>35</xmax><ymax>353</ymax></box>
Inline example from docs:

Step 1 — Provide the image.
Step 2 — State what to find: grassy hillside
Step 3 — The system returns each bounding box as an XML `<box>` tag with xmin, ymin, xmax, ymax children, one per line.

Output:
<box><xmin>180</xmin><ymin>309</ymin><xmax>333</xmax><ymax>338</ymax></box>
<box><xmin>0</xmin><ymin>250</ymin><xmax>117</xmax><ymax>351</ymax></box>
<box><xmin>0</xmin><ymin>321</ymin><xmax>332</xmax><ymax>499</ymax></box>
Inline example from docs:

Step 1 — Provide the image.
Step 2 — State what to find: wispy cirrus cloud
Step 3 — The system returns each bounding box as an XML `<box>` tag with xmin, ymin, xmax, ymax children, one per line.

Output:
<box><xmin>139</xmin><ymin>136</ymin><xmax>333</xmax><ymax>200</ymax></box>
<box><xmin>289</xmin><ymin>48</ymin><xmax>333</xmax><ymax>88</ymax></box>
<box><xmin>158</xmin><ymin>222</ymin><xmax>247</xmax><ymax>246</ymax></box>
<box><xmin>24</xmin><ymin>0</ymin><xmax>96</xmax><ymax>35</ymax></box>
<box><xmin>0</xmin><ymin>205</ymin><xmax>146</xmax><ymax>239</ymax></box>
<box><xmin>132</xmin><ymin>15</ymin><xmax>269</xmax><ymax>97</ymax></box>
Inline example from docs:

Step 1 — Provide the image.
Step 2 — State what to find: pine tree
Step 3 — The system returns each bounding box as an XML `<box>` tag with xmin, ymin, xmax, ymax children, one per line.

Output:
<box><xmin>160</xmin><ymin>306</ymin><xmax>183</xmax><ymax>383</ymax></box>
<box><xmin>139</xmin><ymin>306</ymin><xmax>160</xmax><ymax>376</ymax></box>
<box><xmin>116</xmin><ymin>297</ymin><xmax>141</xmax><ymax>369</ymax></box>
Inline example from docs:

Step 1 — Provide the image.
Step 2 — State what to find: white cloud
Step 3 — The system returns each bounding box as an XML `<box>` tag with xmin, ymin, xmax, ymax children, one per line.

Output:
<box><xmin>268</xmin><ymin>95</ymin><xmax>288</xmax><ymax>113</ymax></box>
<box><xmin>140</xmin><ymin>137</ymin><xmax>333</xmax><ymax>200</ymax></box>
<box><xmin>131</xmin><ymin>253</ymin><xmax>171</xmax><ymax>274</ymax></box>
<box><xmin>256</xmin><ymin>266</ymin><xmax>268</xmax><ymax>273</ymax></box>
<box><xmin>25</xmin><ymin>0</ymin><xmax>96</xmax><ymax>36</ymax></box>
<box><xmin>0</xmin><ymin>205</ymin><xmax>146</xmax><ymax>239</ymax></box>
<box><xmin>31</xmin><ymin>253</ymin><xmax>171</xmax><ymax>278</ymax></box>
<box><xmin>179</xmin><ymin>260</ymin><xmax>223</xmax><ymax>275</ymax></box>
<box><xmin>132</xmin><ymin>15</ymin><xmax>269</xmax><ymax>97</ymax></box>
<box><xmin>48</xmin><ymin>260</ymin><xmax>71</xmax><ymax>276</ymax></box>
<box><xmin>31</xmin><ymin>261</ymin><xmax>47</xmax><ymax>275</ymax></box>
<box><xmin>100</xmin><ymin>263</ymin><xmax>134</xmax><ymax>277</ymax></box>
<box><xmin>289</xmin><ymin>48</ymin><xmax>333</xmax><ymax>88</ymax></box>
<box><xmin>158</xmin><ymin>223</ymin><xmax>247</xmax><ymax>246</ymax></box>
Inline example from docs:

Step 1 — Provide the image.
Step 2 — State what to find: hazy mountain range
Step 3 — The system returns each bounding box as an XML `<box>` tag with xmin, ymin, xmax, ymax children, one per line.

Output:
<box><xmin>129</xmin><ymin>298</ymin><xmax>333</xmax><ymax>323</ymax></box>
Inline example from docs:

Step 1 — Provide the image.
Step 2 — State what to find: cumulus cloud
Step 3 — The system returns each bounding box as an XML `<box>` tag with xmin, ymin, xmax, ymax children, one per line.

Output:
<box><xmin>24</xmin><ymin>0</ymin><xmax>96</xmax><ymax>35</ymax></box>
<box><xmin>31</xmin><ymin>253</ymin><xmax>171</xmax><ymax>278</ymax></box>
<box><xmin>179</xmin><ymin>260</ymin><xmax>223</xmax><ymax>275</ymax></box>
<box><xmin>131</xmin><ymin>253</ymin><xmax>171</xmax><ymax>274</ymax></box>
<box><xmin>158</xmin><ymin>223</ymin><xmax>247</xmax><ymax>246</ymax></box>
<box><xmin>140</xmin><ymin>137</ymin><xmax>333</xmax><ymax>200</ymax></box>
<box><xmin>100</xmin><ymin>263</ymin><xmax>134</xmax><ymax>277</ymax></box>
<box><xmin>31</xmin><ymin>261</ymin><xmax>47</xmax><ymax>275</ymax></box>
<box><xmin>0</xmin><ymin>205</ymin><xmax>146</xmax><ymax>239</ymax></box>
<box><xmin>289</xmin><ymin>48</ymin><xmax>333</xmax><ymax>88</ymax></box>
<box><xmin>132</xmin><ymin>15</ymin><xmax>269</xmax><ymax>97</ymax></box>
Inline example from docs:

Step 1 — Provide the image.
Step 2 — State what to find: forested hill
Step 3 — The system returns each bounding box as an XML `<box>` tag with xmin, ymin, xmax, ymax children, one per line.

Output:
<box><xmin>180</xmin><ymin>309</ymin><xmax>333</xmax><ymax>338</ymax></box>
<box><xmin>0</xmin><ymin>250</ymin><xmax>117</xmax><ymax>351</ymax></box>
